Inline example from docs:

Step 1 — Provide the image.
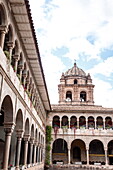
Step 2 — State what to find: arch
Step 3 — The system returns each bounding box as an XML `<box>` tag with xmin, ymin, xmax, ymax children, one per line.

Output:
<box><xmin>15</xmin><ymin>109</ymin><xmax>23</xmax><ymax>130</ymax></box>
<box><xmin>71</xmin><ymin>139</ymin><xmax>86</xmax><ymax>164</ymax></box>
<box><xmin>52</xmin><ymin>115</ymin><xmax>60</xmax><ymax>128</ymax></box>
<box><xmin>74</xmin><ymin>79</ymin><xmax>77</xmax><ymax>84</ymax></box>
<box><xmin>80</xmin><ymin>91</ymin><xmax>86</xmax><ymax>102</ymax></box>
<box><xmin>66</xmin><ymin>91</ymin><xmax>72</xmax><ymax>101</ymax></box>
<box><xmin>88</xmin><ymin>116</ymin><xmax>94</xmax><ymax>129</ymax></box>
<box><xmin>35</xmin><ymin>129</ymin><xmax>38</xmax><ymax>142</ymax></box>
<box><xmin>96</xmin><ymin>116</ymin><xmax>103</xmax><ymax>129</ymax></box>
<box><xmin>1</xmin><ymin>95</ymin><xmax>13</xmax><ymax>122</ymax></box>
<box><xmin>79</xmin><ymin>116</ymin><xmax>86</xmax><ymax>129</ymax></box>
<box><xmin>108</xmin><ymin>140</ymin><xmax>113</xmax><ymax>165</ymax></box>
<box><xmin>31</xmin><ymin>124</ymin><xmax>35</xmax><ymax>139</ymax></box>
<box><xmin>70</xmin><ymin>116</ymin><xmax>77</xmax><ymax>128</ymax></box>
<box><xmin>89</xmin><ymin>139</ymin><xmax>105</xmax><ymax>165</ymax></box>
<box><xmin>0</xmin><ymin>3</ymin><xmax>7</xmax><ymax>25</ymax></box>
<box><xmin>52</xmin><ymin>138</ymin><xmax>68</xmax><ymax>164</ymax></box>
<box><xmin>105</xmin><ymin>117</ymin><xmax>112</xmax><ymax>129</ymax></box>
<box><xmin>24</xmin><ymin>118</ymin><xmax>30</xmax><ymax>135</ymax></box>
<box><xmin>61</xmin><ymin>116</ymin><xmax>68</xmax><ymax>127</ymax></box>
<box><xmin>38</xmin><ymin>132</ymin><xmax>40</xmax><ymax>142</ymax></box>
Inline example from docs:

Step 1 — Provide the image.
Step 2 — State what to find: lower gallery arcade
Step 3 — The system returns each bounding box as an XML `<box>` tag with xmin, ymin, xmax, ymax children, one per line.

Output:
<box><xmin>52</xmin><ymin>138</ymin><xmax>113</xmax><ymax>166</ymax></box>
<box><xmin>0</xmin><ymin>94</ymin><xmax>44</xmax><ymax>169</ymax></box>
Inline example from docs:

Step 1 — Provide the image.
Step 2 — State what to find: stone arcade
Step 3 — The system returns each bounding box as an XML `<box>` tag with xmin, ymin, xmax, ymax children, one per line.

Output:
<box><xmin>0</xmin><ymin>0</ymin><xmax>113</xmax><ymax>170</ymax></box>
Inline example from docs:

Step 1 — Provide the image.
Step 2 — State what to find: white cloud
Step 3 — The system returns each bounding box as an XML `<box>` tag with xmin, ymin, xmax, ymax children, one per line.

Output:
<box><xmin>93</xmin><ymin>78</ymin><xmax>113</xmax><ymax>108</ymax></box>
<box><xmin>29</xmin><ymin>0</ymin><xmax>113</xmax><ymax>107</ymax></box>
<box><xmin>88</xmin><ymin>57</ymin><xmax>113</xmax><ymax>77</ymax></box>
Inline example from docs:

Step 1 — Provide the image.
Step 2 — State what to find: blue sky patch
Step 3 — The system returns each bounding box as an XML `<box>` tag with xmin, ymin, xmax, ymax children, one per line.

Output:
<box><xmin>87</xmin><ymin>34</ymin><xmax>96</xmax><ymax>45</ymax></box>
<box><xmin>100</xmin><ymin>48</ymin><xmax>113</xmax><ymax>60</ymax></box>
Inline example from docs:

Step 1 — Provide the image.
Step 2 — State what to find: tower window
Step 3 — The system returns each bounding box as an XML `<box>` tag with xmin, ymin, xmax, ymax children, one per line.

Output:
<box><xmin>80</xmin><ymin>91</ymin><xmax>86</xmax><ymax>102</ymax></box>
<box><xmin>74</xmin><ymin>79</ymin><xmax>77</xmax><ymax>84</ymax></box>
<box><xmin>66</xmin><ymin>91</ymin><xmax>72</xmax><ymax>101</ymax></box>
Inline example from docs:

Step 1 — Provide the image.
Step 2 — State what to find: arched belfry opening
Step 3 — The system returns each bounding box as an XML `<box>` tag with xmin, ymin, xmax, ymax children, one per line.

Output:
<box><xmin>80</xmin><ymin>91</ymin><xmax>86</xmax><ymax>102</ymax></box>
<box><xmin>74</xmin><ymin>79</ymin><xmax>77</xmax><ymax>84</ymax></box>
<box><xmin>66</xmin><ymin>91</ymin><xmax>72</xmax><ymax>101</ymax></box>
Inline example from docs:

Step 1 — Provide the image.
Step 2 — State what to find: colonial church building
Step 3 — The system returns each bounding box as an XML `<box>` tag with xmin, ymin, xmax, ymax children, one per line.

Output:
<box><xmin>47</xmin><ymin>63</ymin><xmax>113</xmax><ymax>167</ymax></box>
<box><xmin>0</xmin><ymin>0</ymin><xmax>113</xmax><ymax>170</ymax></box>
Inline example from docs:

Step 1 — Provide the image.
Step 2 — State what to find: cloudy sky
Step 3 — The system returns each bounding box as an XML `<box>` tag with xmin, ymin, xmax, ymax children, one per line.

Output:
<box><xmin>29</xmin><ymin>0</ymin><xmax>113</xmax><ymax>108</ymax></box>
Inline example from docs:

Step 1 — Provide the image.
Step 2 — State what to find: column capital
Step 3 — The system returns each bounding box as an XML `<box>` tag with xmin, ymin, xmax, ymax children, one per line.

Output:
<box><xmin>16</xmin><ymin>129</ymin><xmax>24</xmax><ymax>138</ymax></box>
<box><xmin>7</xmin><ymin>41</ymin><xmax>14</xmax><ymax>49</ymax></box>
<box><xmin>4</xmin><ymin>122</ymin><xmax>15</xmax><ymax>134</ymax></box>
<box><xmin>23</xmin><ymin>134</ymin><xmax>30</xmax><ymax>141</ymax></box>
<box><xmin>13</xmin><ymin>54</ymin><xmax>20</xmax><ymax>60</ymax></box>
<box><xmin>0</xmin><ymin>25</ymin><xmax>8</xmax><ymax>33</ymax></box>
<box><xmin>30</xmin><ymin>137</ymin><xmax>35</xmax><ymax>144</ymax></box>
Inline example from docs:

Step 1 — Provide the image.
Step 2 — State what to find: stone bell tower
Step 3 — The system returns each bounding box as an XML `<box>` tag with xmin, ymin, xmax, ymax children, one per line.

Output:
<box><xmin>58</xmin><ymin>62</ymin><xmax>94</xmax><ymax>105</ymax></box>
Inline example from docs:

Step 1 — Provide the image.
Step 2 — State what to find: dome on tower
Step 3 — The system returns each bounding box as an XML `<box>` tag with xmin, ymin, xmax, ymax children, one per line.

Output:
<box><xmin>64</xmin><ymin>63</ymin><xmax>86</xmax><ymax>77</ymax></box>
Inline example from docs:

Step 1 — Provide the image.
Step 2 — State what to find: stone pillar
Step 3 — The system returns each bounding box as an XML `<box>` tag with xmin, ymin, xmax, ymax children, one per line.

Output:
<box><xmin>33</xmin><ymin>144</ymin><xmax>37</xmax><ymax>164</ymax></box>
<box><xmin>86</xmin><ymin>148</ymin><xmax>89</xmax><ymax>165</ymax></box>
<box><xmin>40</xmin><ymin>146</ymin><xmax>42</xmax><ymax>163</ymax></box>
<box><xmin>69</xmin><ymin>117</ymin><xmax>70</xmax><ymax>128</ymax></box>
<box><xmin>23</xmin><ymin>135</ymin><xmax>30</xmax><ymax>167</ymax></box>
<box><xmin>13</xmin><ymin>54</ymin><xmax>20</xmax><ymax>73</ymax></box>
<box><xmin>103</xmin><ymin>120</ymin><xmax>105</xmax><ymax>129</ymax></box>
<box><xmin>86</xmin><ymin>118</ymin><xmax>88</xmax><ymax>129</ymax></box>
<box><xmin>105</xmin><ymin>148</ymin><xmax>108</xmax><ymax>165</ymax></box>
<box><xmin>94</xmin><ymin>118</ymin><xmax>96</xmax><ymax>129</ymax></box>
<box><xmin>0</xmin><ymin>25</ymin><xmax>7</xmax><ymax>49</ymax></box>
<box><xmin>60</xmin><ymin>117</ymin><xmax>61</xmax><ymax>128</ymax></box>
<box><xmin>77</xmin><ymin>118</ymin><xmax>79</xmax><ymax>129</ymax></box>
<box><xmin>68</xmin><ymin>148</ymin><xmax>71</xmax><ymax>164</ymax></box>
<box><xmin>29</xmin><ymin>139</ymin><xmax>34</xmax><ymax>165</ymax></box>
<box><xmin>15</xmin><ymin>130</ymin><xmax>24</xmax><ymax>170</ymax></box>
<box><xmin>7</xmin><ymin>42</ymin><xmax>14</xmax><ymax>62</ymax></box>
<box><xmin>3</xmin><ymin>123</ymin><xmax>15</xmax><ymax>170</ymax></box>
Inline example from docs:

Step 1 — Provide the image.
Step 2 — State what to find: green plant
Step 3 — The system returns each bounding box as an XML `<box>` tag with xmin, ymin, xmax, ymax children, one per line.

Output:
<box><xmin>4</xmin><ymin>50</ymin><xmax>10</xmax><ymax>60</ymax></box>
<box><xmin>45</xmin><ymin>125</ymin><xmax>52</xmax><ymax>165</ymax></box>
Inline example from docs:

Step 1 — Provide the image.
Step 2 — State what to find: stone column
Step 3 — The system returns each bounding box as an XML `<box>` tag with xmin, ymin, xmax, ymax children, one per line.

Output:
<box><xmin>15</xmin><ymin>130</ymin><xmax>24</xmax><ymax>170</ymax></box>
<box><xmin>13</xmin><ymin>54</ymin><xmax>20</xmax><ymax>73</ymax></box>
<box><xmin>86</xmin><ymin>148</ymin><xmax>89</xmax><ymax>165</ymax></box>
<box><xmin>69</xmin><ymin>117</ymin><xmax>70</xmax><ymax>128</ymax></box>
<box><xmin>105</xmin><ymin>148</ymin><xmax>108</xmax><ymax>165</ymax></box>
<box><xmin>23</xmin><ymin>135</ymin><xmax>30</xmax><ymax>167</ymax></box>
<box><xmin>94</xmin><ymin>118</ymin><xmax>96</xmax><ymax>129</ymax></box>
<box><xmin>29</xmin><ymin>139</ymin><xmax>34</xmax><ymax>165</ymax></box>
<box><xmin>40</xmin><ymin>146</ymin><xmax>42</xmax><ymax>163</ymax></box>
<box><xmin>0</xmin><ymin>25</ymin><xmax>7</xmax><ymax>49</ymax></box>
<box><xmin>33</xmin><ymin>144</ymin><xmax>36</xmax><ymax>164</ymax></box>
<box><xmin>77</xmin><ymin>117</ymin><xmax>79</xmax><ymax>129</ymax></box>
<box><xmin>7</xmin><ymin>42</ymin><xmax>14</xmax><ymax>62</ymax></box>
<box><xmin>86</xmin><ymin>118</ymin><xmax>88</xmax><ymax>129</ymax></box>
<box><xmin>3</xmin><ymin>123</ymin><xmax>15</xmax><ymax>170</ymax></box>
<box><xmin>68</xmin><ymin>147</ymin><xmax>71</xmax><ymax>164</ymax></box>
<box><xmin>60</xmin><ymin>117</ymin><xmax>61</xmax><ymax>128</ymax></box>
<box><xmin>103</xmin><ymin>120</ymin><xmax>105</xmax><ymax>129</ymax></box>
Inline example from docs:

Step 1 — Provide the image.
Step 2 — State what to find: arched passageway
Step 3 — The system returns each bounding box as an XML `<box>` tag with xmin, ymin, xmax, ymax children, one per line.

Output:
<box><xmin>71</xmin><ymin>139</ymin><xmax>86</xmax><ymax>164</ymax></box>
<box><xmin>52</xmin><ymin>139</ymin><xmax>68</xmax><ymax>164</ymax></box>
<box><xmin>89</xmin><ymin>140</ymin><xmax>105</xmax><ymax>165</ymax></box>
<box><xmin>0</xmin><ymin>95</ymin><xmax>13</xmax><ymax>169</ymax></box>
<box><xmin>108</xmin><ymin>140</ymin><xmax>113</xmax><ymax>165</ymax></box>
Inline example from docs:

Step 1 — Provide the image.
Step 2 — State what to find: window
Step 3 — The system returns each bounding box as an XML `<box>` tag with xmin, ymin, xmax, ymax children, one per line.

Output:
<box><xmin>74</xmin><ymin>79</ymin><xmax>77</xmax><ymax>84</ymax></box>
<box><xmin>80</xmin><ymin>91</ymin><xmax>86</xmax><ymax>102</ymax></box>
<box><xmin>66</xmin><ymin>91</ymin><xmax>72</xmax><ymax>101</ymax></box>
